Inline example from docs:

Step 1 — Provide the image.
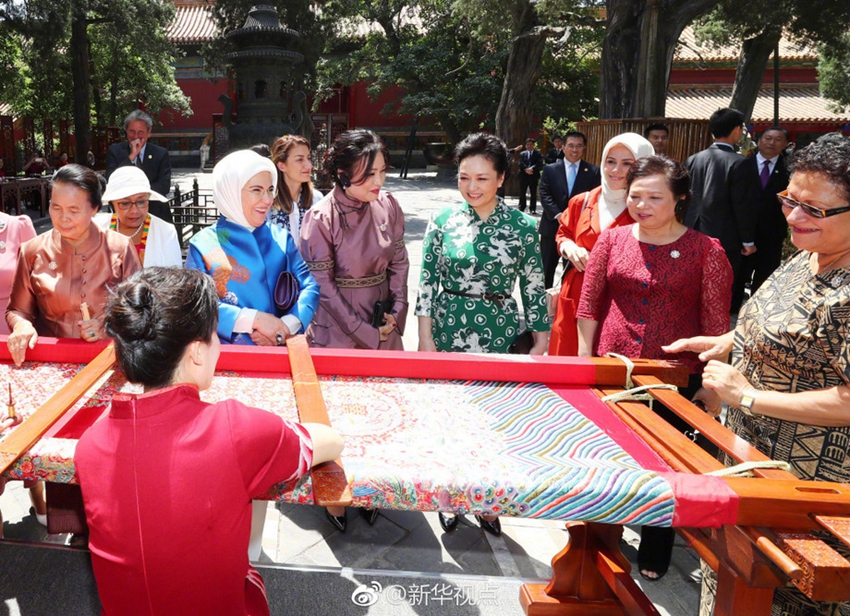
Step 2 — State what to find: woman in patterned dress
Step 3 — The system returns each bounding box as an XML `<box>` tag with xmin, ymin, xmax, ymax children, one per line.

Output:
<box><xmin>268</xmin><ymin>134</ymin><xmax>322</xmax><ymax>249</ymax></box>
<box><xmin>667</xmin><ymin>132</ymin><xmax>850</xmax><ymax>615</ymax></box>
<box><xmin>577</xmin><ymin>155</ymin><xmax>732</xmax><ymax>581</ymax></box>
<box><xmin>416</xmin><ymin>132</ymin><xmax>548</xmax><ymax>356</ymax></box>
<box><xmin>415</xmin><ymin>133</ymin><xmax>548</xmax><ymax>536</ymax></box>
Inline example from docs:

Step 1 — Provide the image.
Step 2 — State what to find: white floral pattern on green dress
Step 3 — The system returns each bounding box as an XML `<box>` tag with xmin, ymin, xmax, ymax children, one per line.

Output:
<box><xmin>415</xmin><ymin>199</ymin><xmax>548</xmax><ymax>353</ymax></box>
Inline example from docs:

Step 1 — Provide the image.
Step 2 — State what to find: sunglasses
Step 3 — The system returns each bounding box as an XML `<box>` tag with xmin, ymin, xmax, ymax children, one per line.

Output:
<box><xmin>777</xmin><ymin>191</ymin><xmax>850</xmax><ymax>219</ymax></box>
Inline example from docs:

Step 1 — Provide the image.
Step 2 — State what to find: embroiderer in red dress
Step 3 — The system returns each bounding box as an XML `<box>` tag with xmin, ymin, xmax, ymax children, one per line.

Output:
<box><xmin>75</xmin><ymin>268</ymin><xmax>343</xmax><ymax>616</ymax></box>
<box><xmin>576</xmin><ymin>155</ymin><xmax>732</xmax><ymax>582</ymax></box>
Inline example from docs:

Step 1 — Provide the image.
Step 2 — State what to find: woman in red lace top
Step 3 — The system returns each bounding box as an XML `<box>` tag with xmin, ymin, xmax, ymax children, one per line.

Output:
<box><xmin>576</xmin><ymin>155</ymin><xmax>732</xmax><ymax>580</ymax></box>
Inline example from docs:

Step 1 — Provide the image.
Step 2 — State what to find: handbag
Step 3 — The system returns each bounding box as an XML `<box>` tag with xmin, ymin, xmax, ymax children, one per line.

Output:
<box><xmin>508</xmin><ymin>330</ymin><xmax>535</xmax><ymax>354</ymax></box>
<box><xmin>371</xmin><ymin>299</ymin><xmax>394</xmax><ymax>328</ymax></box>
<box><xmin>274</xmin><ymin>271</ymin><xmax>300</xmax><ymax>314</ymax></box>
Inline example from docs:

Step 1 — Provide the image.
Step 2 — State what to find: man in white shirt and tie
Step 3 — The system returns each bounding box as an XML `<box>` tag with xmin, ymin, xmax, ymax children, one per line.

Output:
<box><xmin>538</xmin><ymin>131</ymin><xmax>601</xmax><ymax>289</ymax></box>
<box><xmin>105</xmin><ymin>110</ymin><xmax>173</xmax><ymax>223</ymax></box>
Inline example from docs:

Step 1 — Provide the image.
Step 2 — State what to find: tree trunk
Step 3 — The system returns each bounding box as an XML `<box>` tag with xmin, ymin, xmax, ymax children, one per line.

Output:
<box><xmin>729</xmin><ymin>29</ymin><xmax>782</xmax><ymax>124</ymax></box>
<box><xmin>600</xmin><ymin>0</ymin><xmax>719</xmax><ymax>119</ymax></box>
<box><xmin>495</xmin><ymin>0</ymin><xmax>547</xmax><ymax>194</ymax></box>
<box><xmin>435</xmin><ymin>112</ymin><xmax>462</xmax><ymax>146</ymax></box>
<box><xmin>70</xmin><ymin>8</ymin><xmax>92</xmax><ymax>163</ymax></box>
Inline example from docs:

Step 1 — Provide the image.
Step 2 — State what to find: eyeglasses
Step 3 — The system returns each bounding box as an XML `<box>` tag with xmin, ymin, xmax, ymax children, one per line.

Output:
<box><xmin>113</xmin><ymin>198</ymin><xmax>149</xmax><ymax>211</ymax></box>
<box><xmin>777</xmin><ymin>191</ymin><xmax>850</xmax><ymax>219</ymax></box>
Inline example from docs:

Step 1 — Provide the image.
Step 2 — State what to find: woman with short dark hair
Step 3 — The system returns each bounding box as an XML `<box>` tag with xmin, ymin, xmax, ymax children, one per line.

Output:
<box><xmin>416</xmin><ymin>132</ymin><xmax>548</xmax><ymax>537</ymax></box>
<box><xmin>6</xmin><ymin>164</ymin><xmax>141</xmax><ymax>365</ymax></box>
<box><xmin>75</xmin><ymin>267</ymin><xmax>343</xmax><ymax>616</ymax></box>
<box><xmin>416</xmin><ymin>132</ymin><xmax>547</xmax><ymax>356</ymax></box>
<box><xmin>669</xmin><ymin>132</ymin><xmax>850</xmax><ymax>615</ymax></box>
<box><xmin>577</xmin><ymin>154</ymin><xmax>732</xmax><ymax>580</ymax></box>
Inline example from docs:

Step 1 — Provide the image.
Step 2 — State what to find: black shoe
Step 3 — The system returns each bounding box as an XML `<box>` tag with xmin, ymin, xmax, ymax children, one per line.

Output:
<box><xmin>475</xmin><ymin>515</ymin><xmax>502</xmax><ymax>536</ymax></box>
<box><xmin>361</xmin><ymin>508</ymin><xmax>379</xmax><ymax>525</ymax></box>
<box><xmin>438</xmin><ymin>512</ymin><xmax>459</xmax><ymax>532</ymax></box>
<box><xmin>325</xmin><ymin>508</ymin><xmax>347</xmax><ymax>533</ymax></box>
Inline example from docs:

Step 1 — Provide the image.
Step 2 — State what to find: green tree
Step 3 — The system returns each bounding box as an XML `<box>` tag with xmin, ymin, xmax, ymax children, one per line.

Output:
<box><xmin>452</xmin><ymin>0</ymin><xmax>603</xmax><ymax>148</ymax></box>
<box><xmin>0</xmin><ymin>0</ymin><xmax>188</xmax><ymax>162</ymax></box>
<box><xmin>694</xmin><ymin>0</ymin><xmax>850</xmax><ymax>123</ymax></box>
<box><xmin>819</xmin><ymin>34</ymin><xmax>850</xmax><ymax>113</ymax></box>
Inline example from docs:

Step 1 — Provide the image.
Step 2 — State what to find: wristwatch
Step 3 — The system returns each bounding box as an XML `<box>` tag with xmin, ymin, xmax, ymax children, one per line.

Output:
<box><xmin>738</xmin><ymin>388</ymin><xmax>758</xmax><ymax>416</ymax></box>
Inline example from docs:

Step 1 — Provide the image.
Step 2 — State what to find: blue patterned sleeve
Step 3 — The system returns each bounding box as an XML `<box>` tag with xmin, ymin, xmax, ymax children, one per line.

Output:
<box><xmin>185</xmin><ymin>240</ymin><xmax>241</xmax><ymax>342</ymax></box>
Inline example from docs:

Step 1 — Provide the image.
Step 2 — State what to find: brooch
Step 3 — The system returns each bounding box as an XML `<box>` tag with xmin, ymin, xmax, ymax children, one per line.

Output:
<box><xmin>48</xmin><ymin>261</ymin><xmax>58</xmax><ymax>270</ymax></box>
<box><xmin>379</xmin><ymin>223</ymin><xmax>387</xmax><ymax>232</ymax></box>
<box><xmin>670</xmin><ymin>250</ymin><xmax>681</xmax><ymax>259</ymax></box>
<box><xmin>832</xmin><ymin>275</ymin><xmax>844</xmax><ymax>287</ymax></box>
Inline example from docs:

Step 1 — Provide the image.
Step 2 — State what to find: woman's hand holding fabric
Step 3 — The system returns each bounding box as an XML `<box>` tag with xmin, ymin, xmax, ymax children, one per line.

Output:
<box><xmin>250</xmin><ymin>311</ymin><xmax>290</xmax><ymax>346</ymax></box>
<box><xmin>701</xmin><ymin>360</ymin><xmax>751</xmax><ymax>408</ymax></box>
<box><xmin>559</xmin><ymin>240</ymin><xmax>589</xmax><ymax>272</ymax></box>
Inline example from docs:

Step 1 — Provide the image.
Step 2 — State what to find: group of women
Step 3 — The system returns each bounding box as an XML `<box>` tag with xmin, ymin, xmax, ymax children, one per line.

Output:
<box><xmin>2</xmin><ymin>126</ymin><xmax>849</xmax><ymax>616</ymax></box>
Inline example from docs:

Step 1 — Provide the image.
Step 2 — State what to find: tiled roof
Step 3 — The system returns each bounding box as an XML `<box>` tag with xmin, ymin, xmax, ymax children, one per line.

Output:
<box><xmin>674</xmin><ymin>26</ymin><xmax>817</xmax><ymax>64</ymax></box>
<box><xmin>168</xmin><ymin>4</ymin><xmax>218</xmax><ymax>45</ymax></box>
<box><xmin>666</xmin><ymin>85</ymin><xmax>849</xmax><ymax>123</ymax></box>
<box><xmin>0</xmin><ymin>103</ymin><xmax>11</xmax><ymax>116</ymax></box>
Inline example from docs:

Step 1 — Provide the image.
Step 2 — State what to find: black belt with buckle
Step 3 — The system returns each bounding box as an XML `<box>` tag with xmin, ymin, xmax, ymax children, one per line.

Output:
<box><xmin>442</xmin><ymin>288</ymin><xmax>508</xmax><ymax>308</ymax></box>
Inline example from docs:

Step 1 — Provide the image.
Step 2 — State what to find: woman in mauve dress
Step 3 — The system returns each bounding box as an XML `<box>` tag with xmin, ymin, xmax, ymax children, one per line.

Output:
<box><xmin>300</xmin><ymin>129</ymin><xmax>409</xmax><ymax>351</ymax></box>
<box><xmin>299</xmin><ymin>129</ymin><xmax>409</xmax><ymax>532</ymax></box>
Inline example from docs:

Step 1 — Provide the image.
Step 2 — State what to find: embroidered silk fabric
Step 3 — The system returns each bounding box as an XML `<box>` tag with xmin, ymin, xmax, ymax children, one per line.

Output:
<box><xmin>7</xmin><ymin>369</ymin><xmax>681</xmax><ymax>527</ymax></box>
<box><xmin>415</xmin><ymin>199</ymin><xmax>548</xmax><ymax>353</ymax></box>
<box><xmin>577</xmin><ymin>225</ymin><xmax>732</xmax><ymax>373</ymax></box>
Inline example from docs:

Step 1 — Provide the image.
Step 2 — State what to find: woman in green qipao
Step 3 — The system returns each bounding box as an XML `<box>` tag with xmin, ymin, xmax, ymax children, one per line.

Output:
<box><xmin>415</xmin><ymin>133</ymin><xmax>549</xmax><ymax>537</ymax></box>
<box><xmin>416</xmin><ymin>133</ymin><xmax>549</xmax><ymax>356</ymax></box>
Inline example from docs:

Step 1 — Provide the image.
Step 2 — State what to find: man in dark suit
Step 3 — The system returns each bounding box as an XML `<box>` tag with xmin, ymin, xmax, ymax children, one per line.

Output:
<box><xmin>736</xmin><ymin>127</ymin><xmax>791</xmax><ymax>302</ymax></box>
<box><xmin>106</xmin><ymin>110</ymin><xmax>173</xmax><ymax>223</ymax></box>
<box><xmin>518</xmin><ymin>138</ymin><xmax>544</xmax><ymax>214</ymax></box>
<box><xmin>685</xmin><ymin>108</ymin><xmax>755</xmax><ymax>312</ymax></box>
<box><xmin>544</xmin><ymin>136</ymin><xmax>564</xmax><ymax>164</ymax></box>
<box><xmin>538</xmin><ymin>131</ymin><xmax>602</xmax><ymax>289</ymax></box>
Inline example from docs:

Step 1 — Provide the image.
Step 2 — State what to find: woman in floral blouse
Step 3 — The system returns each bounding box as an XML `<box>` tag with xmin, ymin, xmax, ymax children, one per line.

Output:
<box><xmin>415</xmin><ymin>133</ymin><xmax>548</xmax><ymax>537</ymax></box>
<box><xmin>416</xmin><ymin>132</ymin><xmax>548</xmax><ymax>356</ymax></box>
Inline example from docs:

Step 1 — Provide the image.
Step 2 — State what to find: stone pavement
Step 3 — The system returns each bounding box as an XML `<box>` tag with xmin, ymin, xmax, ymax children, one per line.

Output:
<box><xmin>0</xmin><ymin>168</ymin><xmax>703</xmax><ymax>615</ymax></box>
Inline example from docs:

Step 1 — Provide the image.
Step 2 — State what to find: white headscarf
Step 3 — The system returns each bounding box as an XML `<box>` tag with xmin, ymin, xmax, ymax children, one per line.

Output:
<box><xmin>212</xmin><ymin>150</ymin><xmax>278</xmax><ymax>230</ymax></box>
<box><xmin>598</xmin><ymin>132</ymin><xmax>654</xmax><ymax>229</ymax></box>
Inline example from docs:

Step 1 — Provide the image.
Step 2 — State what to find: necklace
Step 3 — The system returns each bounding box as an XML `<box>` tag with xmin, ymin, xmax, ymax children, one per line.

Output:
<box><xmin>117</xmin><ymin>219</ymin><xmax>144</xmax><ymax>240</ymax></box>
<box><xmin>812</xmin><ymin>249</ymin><xmax>850</xmax><ymax>274</ymax></box>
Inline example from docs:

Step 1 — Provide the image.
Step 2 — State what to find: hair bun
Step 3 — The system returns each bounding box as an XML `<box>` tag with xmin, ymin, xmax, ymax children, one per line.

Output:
<box><xmin>106</xmin><ymin>281</ymin><xmax>159</xmax><ymax>342</ymax></box>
